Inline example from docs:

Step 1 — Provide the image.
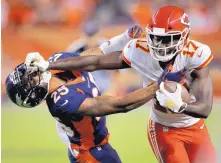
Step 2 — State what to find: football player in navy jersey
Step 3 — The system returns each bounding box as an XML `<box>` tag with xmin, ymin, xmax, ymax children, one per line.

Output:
<box><xmin>5</xmin><ymin>52</ymin><xmax>165</xmax><ymax>163</ymax></box>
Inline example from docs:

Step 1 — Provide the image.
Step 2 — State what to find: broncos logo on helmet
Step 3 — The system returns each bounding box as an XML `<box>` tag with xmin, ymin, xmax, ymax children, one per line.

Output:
<box><xmin>5</xmin><ymin>63</ymin><xmax>48</xmax><ymax>108</ymax></box>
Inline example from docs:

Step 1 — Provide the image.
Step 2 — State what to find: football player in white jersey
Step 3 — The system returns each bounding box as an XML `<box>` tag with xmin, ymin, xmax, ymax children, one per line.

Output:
<box><xmin>25</xmin><ymin>6</ymin><xmax>216</xmax><ymax>163</ymax></box>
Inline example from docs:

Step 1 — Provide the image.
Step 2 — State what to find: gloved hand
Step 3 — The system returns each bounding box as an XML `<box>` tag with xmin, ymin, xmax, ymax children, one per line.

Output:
<box><xmin>127</xmin><ymin>25</ymin><xmax>143</xmax><ymax>39</ymax></box>
<box><xmin>25</xmin><ymin>52</ymin><xmax>49</xmax><ymax>72</ymax></box>
<box><xmin>40</xmin><ymin>71</ymin><xmax>52</xmax><ymax>84</ymax></box>
<box><xmin>156</xmin><ymin>82</ymin><xmax>187</xmax><ymax>113</ymax></box>
<box><xmin>157</xmin><ymin>67</ymin><xmax>186</xmax><ymax>86</ymax></box>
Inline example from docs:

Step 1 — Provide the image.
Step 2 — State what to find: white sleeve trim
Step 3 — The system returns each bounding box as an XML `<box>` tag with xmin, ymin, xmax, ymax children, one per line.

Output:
<box><xmin>99</xmin><ymin>32</ymin><xmax>132</xmax><ymax>55</ymax></box>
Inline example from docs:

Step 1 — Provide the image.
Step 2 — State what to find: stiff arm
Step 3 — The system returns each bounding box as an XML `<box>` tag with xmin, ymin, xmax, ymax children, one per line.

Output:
<box><xmin>48</xmin><ymin>28</ymin><xmax>134</xmax><ymax>71</ymax></box>
<box><xmin>48</xmin><ymin>51</ymin><xmax>130</xmax><ymax>71</ymax></box>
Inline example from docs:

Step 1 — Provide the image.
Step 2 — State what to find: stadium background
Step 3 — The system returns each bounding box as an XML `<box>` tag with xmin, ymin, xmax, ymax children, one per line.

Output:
<box><xmin>1</xmin><ymin>0</ymin><xmax>221</xmax><ymax>162</ymax></box>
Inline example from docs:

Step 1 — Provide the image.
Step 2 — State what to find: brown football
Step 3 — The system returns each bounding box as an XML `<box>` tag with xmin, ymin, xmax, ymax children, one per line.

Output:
<box><xmin>163</xmin><ymin>81</ymin><xmax>190</xmax><ymax>104</ymax></box>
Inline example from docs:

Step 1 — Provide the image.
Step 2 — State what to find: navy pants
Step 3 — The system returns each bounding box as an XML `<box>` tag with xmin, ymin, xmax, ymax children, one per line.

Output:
<box><xmin>68</xmin><ymin>143</ymin><xmax>121</xmax><ymax>163</ymax></box>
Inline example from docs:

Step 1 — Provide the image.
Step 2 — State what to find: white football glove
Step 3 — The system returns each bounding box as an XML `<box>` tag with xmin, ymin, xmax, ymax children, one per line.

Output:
<box><xmin>40</xmin><ymin>71</ymin><xmax>52</xmax><ymax>84</ymax></box>
<box><xmin>156</xmin><ymin>82</ymin><xmax>187</xmax><ymax>113</ymax></box>
<box><xmin>25</xmin><ymin>52</ymin><xmax>49</xmax><ymax>72</ymax></box>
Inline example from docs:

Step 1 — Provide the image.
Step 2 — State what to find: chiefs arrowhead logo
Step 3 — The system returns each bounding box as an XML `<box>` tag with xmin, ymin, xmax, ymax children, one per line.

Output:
<box><xmin>181</xmin><ymin>13</ymin><xmax>190</xmax><ymax>26</ymax></box>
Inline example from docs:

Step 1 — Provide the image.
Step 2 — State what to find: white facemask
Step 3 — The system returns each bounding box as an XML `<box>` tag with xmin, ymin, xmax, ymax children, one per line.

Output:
<box><xmin>146</xmin><ymin>27</ymin><xmax>190</xmax><ymax>62</ymax></box>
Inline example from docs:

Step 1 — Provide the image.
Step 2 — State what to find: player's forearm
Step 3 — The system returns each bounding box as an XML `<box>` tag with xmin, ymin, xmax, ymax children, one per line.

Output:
<box><xmin>48</xmin><ymin>52</ymin><xmax>127</xmax><ymax>71</ymax></box>
<box><xmin>94</xmin><ymin>82</ymin><xmax>158</xmax><ymax>116</ymax></box>
<box><xmin>117</xmin><ymin>83</ymin><xmax>158</xmax><ymax>111</ymax></box>
<box><xmin>184</xmin><ymin>70</ymin><xmax>213</xmax><ymax>118</ymax></box>
<box><xmin>183</xmin><ymin>102</ymin><xmax>212</xmax><ymax>118</ymax></box>
<box><xmin>80</xmin><ymin>47</ymin><xmax>104</xmax><ymax>56</ymax></box>
<box><xmin>82</xmin><ymin>83</ymin><xmax>158</xmax><ymax>116</ymax></box>
<box><xmin>48</xmin><ymin>55</ymin><xmax>100</xmax><ymax>72</ymax></box>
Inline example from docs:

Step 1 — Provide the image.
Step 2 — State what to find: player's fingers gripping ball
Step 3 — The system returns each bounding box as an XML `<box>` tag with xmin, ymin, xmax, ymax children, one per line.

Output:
<box><xmin>156</xmin><ymin>81</ymin><xmax>190</xmax><ymax>113</ymax></box>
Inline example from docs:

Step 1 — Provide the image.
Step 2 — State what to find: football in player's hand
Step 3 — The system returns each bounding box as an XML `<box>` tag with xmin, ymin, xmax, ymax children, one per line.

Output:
<box><xmin>164</xmin><ymin>81</ymin><xmax>190</xmax><ymax>104</ymax></box>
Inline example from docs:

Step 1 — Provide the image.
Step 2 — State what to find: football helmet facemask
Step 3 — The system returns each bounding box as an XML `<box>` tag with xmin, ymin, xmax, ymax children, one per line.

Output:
<box><xmin>146</xmin><ymin>6</ymin><xmax>190</xmax><ymax>62</ymax></box>
<box><xmin>5</xmin><ymin>63</ymin><xmax>48</xmax><ymax>108</ymax></box>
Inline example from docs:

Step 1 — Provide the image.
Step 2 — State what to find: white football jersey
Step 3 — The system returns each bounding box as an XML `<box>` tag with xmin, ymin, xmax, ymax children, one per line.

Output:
<box><xmin>122</xmin><ymin>38</ymin><xmax>213</xmax><ymax>127</ymax></box>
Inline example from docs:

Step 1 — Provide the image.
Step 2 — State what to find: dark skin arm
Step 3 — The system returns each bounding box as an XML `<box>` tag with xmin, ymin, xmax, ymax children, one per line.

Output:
<box><xmin>80</xmin><ymin>47</ymin><xmax>104</xmax><ymax>56</ymax></box>
<box><xmin>183</xmin><ymin>66</ymin><xmax>213</xmax><ymax>118</ymax></box>
<box><xmin>77</xmin><ymin>82</ymin><xmax>158</xmax><ymax>116</ymax></box>
<box><xmin>48</xmin><ymin>51</ymin><xmax>130</xmax><ymax>71</ymax></box>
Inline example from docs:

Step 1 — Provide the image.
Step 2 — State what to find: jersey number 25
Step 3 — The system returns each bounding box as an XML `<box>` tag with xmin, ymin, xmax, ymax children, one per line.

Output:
<box><xmin>51</xmin><ymin>85</ymin><xmax>69</xmax><ymax>103</ymax></box>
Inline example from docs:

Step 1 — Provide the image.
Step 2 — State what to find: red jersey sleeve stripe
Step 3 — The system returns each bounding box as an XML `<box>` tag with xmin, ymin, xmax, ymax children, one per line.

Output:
<box><xmin>122</xmin><ymin>52</ymin><xmax>131</xmax><ymax>66</ymax></box>
<box><xmin>196</xmin><ymin>54</ymin><xmax>213</xmax><ymax>70</ymax></box>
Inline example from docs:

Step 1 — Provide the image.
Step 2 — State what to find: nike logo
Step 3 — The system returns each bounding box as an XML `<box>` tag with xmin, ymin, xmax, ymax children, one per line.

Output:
<box><xmin>200</xmin><ymin>124</ymin><xmax>204</xmax><ymax>129</ymax></box>
<box><xmin>106</xmin><ymin>41</ymin><xmax>111</xmax><ymax>46</ymax></box>
<box><xmin>197</xmin><ymin>50</ymin><xmax>203</xmax><ymax>58</ymax></box>
<box><xmin>96</xmin><ymin>146</ymin><xmax>102</xmax><ymax>151</ymax></box>
<box><xmin>61</xmin><ymin>100</ymin><xmax>68</xmax><ymax>107</ymax></box>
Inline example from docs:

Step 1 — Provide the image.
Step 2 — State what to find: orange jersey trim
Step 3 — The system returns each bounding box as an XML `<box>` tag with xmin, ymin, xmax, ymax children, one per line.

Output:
<box><xmin>76</xmin><ymin>88</ymin><xmax>85</xmax><ymax>95</ymax></box>
<box><xmin>65</xmin><ymin>77</ymin><xmax>84</xmax><ymax>86</ymax></box>
<box><xmin>50</xmin><ymin>70</ymin><xmax>62</xmax><ymax>75</ymax></box>
<box><xmin>122</xmin><ymin>52</ymin><xmax>131</xmax><ymax>66</ymax></box>
<box><xmin>72</xmin><ymin>71</ymin><xmax>82</xmax><ymax>78</ymax></box>
<box><xmin>136</xmin><ymin>40</ymin><xmax>150</xmax><ymax>53</ymax></box>
<box><xmin>49</xmin><ymin>76</ymin><xmax>84</xmax><ymax>94</ymax></box>
<box><xmin>70</xmin><ymin>133</ymin><xmax>109</xmax><ymax>151</ymax></box>
<box><xmin>196</xmin><ymin>54</ymin><xmax>213</xmax><ymax>70</ymax></box>
<box><xmin>65</xmin><ymin>71</ymin><xmax>85</xmax><ymax>86</ymax></box>
<box><xmin>148</xmin><ymin>119</ymin><xmax>163</xmax><ymax>163</ymax></box>
<box><xmin>72</xmin><ymin>117</ymin><xmax>95</xmax><ymax>149</ymax></box>
<box><xmin>49</xmin><ymin>70</ymin><xmax>84</xmax><ymax>93</ymax></box>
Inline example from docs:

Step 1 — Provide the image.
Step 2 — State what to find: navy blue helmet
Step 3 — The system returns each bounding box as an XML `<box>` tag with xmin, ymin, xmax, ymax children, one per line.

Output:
<box><xmin>5</xmin><ymin>63</ymin><xmax>48</xmax><ymax>108</ymax></box>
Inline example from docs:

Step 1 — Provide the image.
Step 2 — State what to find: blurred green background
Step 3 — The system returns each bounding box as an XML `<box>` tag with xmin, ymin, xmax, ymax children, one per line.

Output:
<box><xmin>2</xmin><ymin>103</ymin><xmax>221</xmax><ymax>163</ymax></box>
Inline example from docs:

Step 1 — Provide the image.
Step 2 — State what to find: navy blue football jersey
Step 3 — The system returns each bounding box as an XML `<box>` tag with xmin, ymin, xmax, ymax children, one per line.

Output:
<box><xmin>46</xmin><ymin>52</ymin><xmax>109</xmax><ymax>150</ymax></box>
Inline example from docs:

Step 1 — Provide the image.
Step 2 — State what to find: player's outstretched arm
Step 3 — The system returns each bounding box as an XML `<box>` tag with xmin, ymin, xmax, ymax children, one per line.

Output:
<box><xmin>77</xmin><ymin>82</ymin><xmax>158</xmax><ymax>116</ymax></box>
<box><xmin>25</xmin><ymin>25</ymin><xmax>143</xmax><ymax>72</ymax></box>
<box><xmin>80</xmin><ymin>47</ymin><xmax>103</xmax><ymax>56</ymax></box>
<box><xmin>48</xmin><ymin>52</ymin><xmax>130</xmax><ymax>71</ymax></box>
<box><xmin>183</xmin><ymin>67</ymin><xmax>213</xmax><ymax>118</ymax></box>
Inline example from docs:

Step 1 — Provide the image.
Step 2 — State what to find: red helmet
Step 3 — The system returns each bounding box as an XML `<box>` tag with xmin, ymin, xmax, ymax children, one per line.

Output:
<box><xmin>146</xmin><ymin>6</ymin><xmax>190</xmax><ymax>62</ymax></box>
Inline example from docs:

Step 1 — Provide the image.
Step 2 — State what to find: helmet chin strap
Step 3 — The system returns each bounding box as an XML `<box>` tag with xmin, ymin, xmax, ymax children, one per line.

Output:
<box><xmin>22</xmin><ymin>90</ymin><xmax>33</xmax><ymax>107</ymax></box>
